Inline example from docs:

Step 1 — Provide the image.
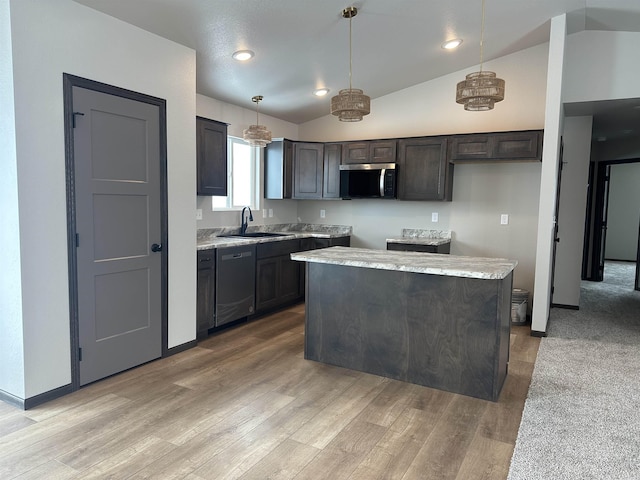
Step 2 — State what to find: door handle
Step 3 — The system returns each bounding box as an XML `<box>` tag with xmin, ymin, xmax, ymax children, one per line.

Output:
<box><xmin>151</xmin><ymin>243</ymin><xmax>163</xmax><ymax>252</ymax></box>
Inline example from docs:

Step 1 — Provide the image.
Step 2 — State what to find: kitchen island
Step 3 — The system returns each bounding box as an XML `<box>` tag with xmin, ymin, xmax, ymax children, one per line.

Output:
<box><xmin>290</xmin><ymin>247</ymin><xmax>517</xmax><ymax>401</ymax></box>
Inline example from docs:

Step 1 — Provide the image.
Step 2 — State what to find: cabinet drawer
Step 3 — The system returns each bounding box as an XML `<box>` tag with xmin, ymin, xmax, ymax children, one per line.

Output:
<box><xmin>197</xmin><ymin>249</ymin><xmax>215</xmax><ymax>270</ymax></box>
<box><xmin>257</xmin><ymin>238</ymin><xmax>301</xmax><ymax>259</ymax></box>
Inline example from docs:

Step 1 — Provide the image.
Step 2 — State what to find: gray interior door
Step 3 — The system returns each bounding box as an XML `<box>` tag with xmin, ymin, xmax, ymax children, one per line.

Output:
<box><xmin>72</xmin><ymin>86</ymin><xmax>162</xmax><ymax>385</ymax></box>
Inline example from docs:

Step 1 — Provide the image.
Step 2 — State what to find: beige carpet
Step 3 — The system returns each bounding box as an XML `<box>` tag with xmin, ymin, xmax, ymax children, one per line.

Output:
<box><xmin>508</xmin><ymin>261</ymin><xmax>640</xmax><ymax>479</ymax></box>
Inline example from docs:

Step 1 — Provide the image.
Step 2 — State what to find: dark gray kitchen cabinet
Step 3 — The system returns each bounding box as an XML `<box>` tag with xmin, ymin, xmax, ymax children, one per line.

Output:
<box><xmin>323</xmin><ymin>143</ymin><xmax>341</xmax><ymax>198</ymax></box>
<box><xmin>196</xmin><ymin>250</ymin><xmax>216</xmax><ymax>339</ymax></box>
<box><xmin>342</xmin><ymin>140</ymin><xmax>397</xmax><ymax>164</ymax></box>
<box><xmin>255</xmin><ymin>239</ymin><xmax>303</xmax><ymax>313</ymax></box>
<box><xmin>264</xmin><ymin>138</ymin><xmax>293</xmax><ymax>199</ymax></box>
<box><xmin>449</xmin><ymin>130</ymin><xmax>543</xmax><ymax>163</ymax></box>
<box><xmin>293</xmin><ymin>142</ymin><xmax>324</xmax><ymax>199</ymax></box>
<box><xmin>397</xmin><ymin>137</ymin><xmax>452</xmax><ymax>201</ymax></box>
<box><xmin>386</xmin><ymin>242</ymin><xmax>450</xmax><ymax>254</ymax></box>
<box><xmin>196</xmin><ymin>117</ymin><xmax>228</xmax><ymax>196</ymax></box>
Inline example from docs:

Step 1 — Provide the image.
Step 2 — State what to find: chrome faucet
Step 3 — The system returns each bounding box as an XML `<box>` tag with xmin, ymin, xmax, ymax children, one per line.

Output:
<box><xmin>240</xmin><ymin>206</ymin><xmax>253</xmax><ymax>235</ymax></box>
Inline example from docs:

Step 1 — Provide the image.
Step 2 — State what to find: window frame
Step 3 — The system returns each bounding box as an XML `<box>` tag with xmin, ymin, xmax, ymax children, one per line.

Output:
<box><xmin>211</xmin><ymin>136</ymin><xmax>261</xmax><ymax>211</ymax></box>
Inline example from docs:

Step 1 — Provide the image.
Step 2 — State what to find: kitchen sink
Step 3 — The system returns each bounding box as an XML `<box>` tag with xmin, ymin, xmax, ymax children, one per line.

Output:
<box><xmin>220</xmin><ymin>232</ymin><xmax>290</xmax><ymax>238</ymax></box>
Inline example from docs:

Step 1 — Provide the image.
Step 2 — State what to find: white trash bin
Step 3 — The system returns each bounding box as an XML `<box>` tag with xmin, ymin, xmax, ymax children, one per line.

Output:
<box><xmin>511</xmin><ymin>288</ymin><xmax>529</xmax><ymax>326</ymax></box>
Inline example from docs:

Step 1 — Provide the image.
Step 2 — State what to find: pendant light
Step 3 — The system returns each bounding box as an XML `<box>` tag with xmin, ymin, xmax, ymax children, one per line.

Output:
<box><xmin>243</xmin><ymin>95</ymin><xmax>272</xmax><ymax>147</ymax></box>
<box><xmin>330</xmin><ymin>6</ymin><xmax>370</xmax><ymax>122</ymax></box>
<box><xmin>456</xmin><ymin>0</ymin><xmax>505</xmax><ymax>111</ymax></box>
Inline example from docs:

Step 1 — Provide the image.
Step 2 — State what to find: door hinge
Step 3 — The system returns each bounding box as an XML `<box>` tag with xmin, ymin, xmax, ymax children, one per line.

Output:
<box><xmin>72</xmin><ymin>111</ymin><xmax>85</xmax><ymax>128</ymax></box>
<box><xmin>75</xmin><ymin>233</ymin><xmax>79</xmax><ymax>247</ymax></box>
<box><xmin>78</xmin><ymin>347</ymin><xmax>83</xmax><ymax>362</ymax></box>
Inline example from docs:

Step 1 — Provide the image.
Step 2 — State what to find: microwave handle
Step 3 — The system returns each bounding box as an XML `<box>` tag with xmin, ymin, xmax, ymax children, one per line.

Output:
<box><xmin>379</xmin><ymin>168</ymin><xmax>386</xmax><ymax>197</ymax></box>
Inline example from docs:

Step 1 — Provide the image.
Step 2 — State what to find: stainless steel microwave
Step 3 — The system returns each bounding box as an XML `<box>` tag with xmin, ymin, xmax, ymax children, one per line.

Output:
<box><xmin>339</xmin><ymin>163</ymin><xmax>397</xmax><ymax>199</ymax></box>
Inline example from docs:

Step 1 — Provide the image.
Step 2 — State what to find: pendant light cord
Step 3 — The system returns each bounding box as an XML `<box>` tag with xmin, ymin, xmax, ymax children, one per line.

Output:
<box><xmin>349</xmin><ymin>13</ymin><xmax>353</xmax><ymax>90</ymax></box>
<box><xmin>479</xmin><ymin>0</ymin><xmax>485</xmax><ymax>72</ymax></box>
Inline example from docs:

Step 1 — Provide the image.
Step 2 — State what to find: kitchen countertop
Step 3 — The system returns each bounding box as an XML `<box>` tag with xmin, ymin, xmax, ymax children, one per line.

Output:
<box><xmin>197</xmin><ymin>223</ymin><xmax>352</xmax><ymax>250</ymax></box>
<box><xmin>291</xmin><ymin>246</ymin><xmax>517</xmax><ymax>280</ymax></box>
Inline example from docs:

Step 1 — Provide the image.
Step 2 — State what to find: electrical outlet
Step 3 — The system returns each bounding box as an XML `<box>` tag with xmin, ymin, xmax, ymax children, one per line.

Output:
<box><xmin>501</xmin><ymin>214</ymin><xmax>509</xmax><ymax>225</ymax></box>
<box><xmin>268</xmin><ymin>209</ymin><xmax>273</xmax><ymax>218</ymax></box>
<box><xmin>195</xmin><ymin>209</ymin><xmax>202</xmax><ymax>220</ymax></box>
<box><xmin>262</xmin><ymin>209</ymin><xmax>267</xmax><ymax>218</ymax></box>
<box><xmin>431</xmin><ymin>212</ymin><xmax>438</xmax><ymax>222</ymax></box>
<box><xmin>320</xmin><ymin>209</ymin><xmax>326</xmax><ymax>218</ymax></box>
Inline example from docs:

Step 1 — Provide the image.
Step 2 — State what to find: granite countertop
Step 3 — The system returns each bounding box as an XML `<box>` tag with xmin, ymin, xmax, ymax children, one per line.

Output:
<box><xmin>291</xmin><ymin>246</ymin><xmax>517</xmax><ymax>280</ymax></box>
<box><xmin>197</xmin><ymin>223</ymin><xmax>352</xmax><ymax>250</ymax></box>
<box><xmin>386</xmin><ymin>228</ymin><xmax>452</xmax><ymax>246</ymax></box>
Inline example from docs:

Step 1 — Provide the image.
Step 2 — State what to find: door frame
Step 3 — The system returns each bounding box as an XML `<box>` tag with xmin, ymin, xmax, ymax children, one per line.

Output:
<box><xmin>583</xmin><ymin>157</ymin><xmax>640</xmax><ymax>284</ymax></box>
<box><xmin>63</xmin><ymin>74</ymin><xmax>168</xmax><ymax>390</ymax></box>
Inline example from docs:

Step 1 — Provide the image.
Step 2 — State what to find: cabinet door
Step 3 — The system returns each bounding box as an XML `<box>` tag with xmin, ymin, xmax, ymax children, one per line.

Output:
<box><xmin>449</xmin><ymin>134</ymin><xmax>492</xmax><ymax>161</ymax></box>
<box><xmin>323</xmin><ymin>143</ymin><xmax>341</xmax><ymax>198</ymax></box>
<box><xmin>256</xmin><ymin>257</ymin><xmax>279</xmax><ymax>312</ymax></box>
<box><xmin>369</xmin><ymin>140</ymin><xmax>397</xmax><ymax>163</ymax></box>
<box><xmin>293</xmin><ymin>142</ymin><xmax>324</xmax><ymax>199</ymax></box>
<box><xmin>279</xmin><ymin>257</ymin><xmax>302</xmax><ymax>304</ymax></box>
<box><xmin>264</xmin><ymin>139</ymin><xmax>293</xmax><ymax>199</ymax></box>
<box><xmin>342</xmin><ymin>142</ymin><xmax>369</xmax><ymax>164</ymax></box>
<box><xmin>493</xmin><ymin>131</ymin><xmax>542</xmax><ymax>160</ymax></box>
<box><xmin>196</xmin><ymin>117</ymin><xmax>227</xmax><ymax>196</ymax></box>
<box><xmin>398</xmin><ymin>137</ymin><xmax>450</xmax><ymax>201</ymax></box>
<box><xmin>196</xmin><ymin>251</ymin><xmax>215</xmax><ymax>338</ymax></box>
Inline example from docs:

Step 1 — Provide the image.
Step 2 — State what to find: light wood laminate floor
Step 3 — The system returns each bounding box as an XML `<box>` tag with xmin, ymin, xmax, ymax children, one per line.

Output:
<box><xmin>0</xmin><ymin>303</ymin><xmax>539</xmax><ymax>479</ymax></box>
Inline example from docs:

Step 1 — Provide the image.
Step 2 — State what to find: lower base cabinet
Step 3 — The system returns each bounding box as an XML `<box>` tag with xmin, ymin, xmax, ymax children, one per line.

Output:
<box><xmin>255</xmin><ymin>239</ymin><xmax>303</xmax><ymax>314</ymax></box>
<box><xmin>386</xmin><ymin>242</ymin><xmax>450</xmax><ymax>254</ymax></box>
<box><xmin>197</xmin><ymin>235</ymin><xmax>351</xmax><ymax>338</ymax></box>
<box><xmin>196</xmin><ymin>250</ymin><xmax>216</xmax><ymax>339</ymax></box>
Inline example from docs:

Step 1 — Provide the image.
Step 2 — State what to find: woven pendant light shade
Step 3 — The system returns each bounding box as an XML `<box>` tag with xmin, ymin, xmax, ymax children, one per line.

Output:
<box><xmin>456</xmin><ymin>71</ymin><xmax>505</xmax><ymax>111</ymax></box>
<box><xmin>456</xmin><ymin>0</ymin><xmax>505</xmax><ymax>111</ymax></box>
<box><xmin>330</xmin><ymin>7</ymin><xmax>370</xmax><ymax>122</ymax></box>
<box><xmin>243</xmin><ymin>96</ymin><xmax>271</xmax><ymax>147</ymax></box>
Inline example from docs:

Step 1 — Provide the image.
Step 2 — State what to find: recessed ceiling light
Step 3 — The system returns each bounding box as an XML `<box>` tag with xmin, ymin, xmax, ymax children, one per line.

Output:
<box><xmin>313</xmin><ymin>88</ymin><xmax>330</xmax><ymax>97</ymax></box>
<box><xmin>442</xmin><ymin>38</ymin><xmax>463</xmax><ymax>50</ymax></box>
<box><xmin>232</xmin><ymin>50</ymin><xmax>254</xmax><ymax>61</ymax></box>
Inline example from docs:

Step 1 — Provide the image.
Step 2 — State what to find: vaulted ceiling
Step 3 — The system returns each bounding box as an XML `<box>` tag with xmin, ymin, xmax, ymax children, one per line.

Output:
<box><xmin>74</xmin><ymin>0</ymin><xmax>640</xmax><ymax>140</ymax></box>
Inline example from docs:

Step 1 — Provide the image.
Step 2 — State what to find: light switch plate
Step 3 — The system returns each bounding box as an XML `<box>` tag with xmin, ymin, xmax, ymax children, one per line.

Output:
<box><xmin>501</xmin><ymin>214</ymin><xmax>509</xmax><ymax>225</ymax></box>
<box><xmin>320</xmin><ymin>209</ymin><xmax>326</xmax><ymax>218</ymax></box>
<box><xmin>196</xmin><ymin>209</ymin><xmax>202</xmax><ymax>220</ymax></box>
<box><xmin>268</xmin><ymin>209</ymin><xmax>273</xmax><ymax>218</ymax></box>
<box><xmin>262</xmin><ymin>209</ymin><xmax>267</xmax><ymax>218</ymax></box>
<box><xmin>431</xmin><ymin>212</ymin><xmax>438</xmax><ymax>222</ymax></box>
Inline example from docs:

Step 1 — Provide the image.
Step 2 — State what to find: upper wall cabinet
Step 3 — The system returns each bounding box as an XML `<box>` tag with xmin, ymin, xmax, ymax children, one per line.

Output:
<box><xmin>323</xmin><ymin>143</ymin><xmax>342</xmax><ymax>199</ymax></box>
<box><xmin>342</xmin><ymin>140</ymin><xmax>397</xmax><ymax>164</ymax></box>
<box><xmin>196</xmin><ymin>117</ymin><xmax>228</xmax><ymax>196</ymax></box>
<box><xmin>397</xmin><ymin>137</ymin><xmax>452</xmax><ymax>201</ymax></box>
<box><xmin>449</xmin><ymin>130</ymin><xmax>543</xmax><ymax>163</ymax></box>
<box><xmin>264</xmin><ymin>138</ymin><xmax>293</xmax><ymax>199</ymax></box>
<box><xmin>293</xmin><ymin>142</ymin><xmax>324</xmax><ymax>199</ymax></box>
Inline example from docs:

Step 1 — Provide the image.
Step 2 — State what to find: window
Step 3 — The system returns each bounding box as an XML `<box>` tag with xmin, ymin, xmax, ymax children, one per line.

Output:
<box><xmin>211</xmin><ymin>136</ymin><xmax>260</xmax><ymax>210</ymax></box>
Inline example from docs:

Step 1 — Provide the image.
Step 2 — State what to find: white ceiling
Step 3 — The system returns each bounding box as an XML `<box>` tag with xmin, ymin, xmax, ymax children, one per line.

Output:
<box><xmin>73</xmin><ymin>0</ymin><xmax>640</xmax><ymax>137</ymax></box>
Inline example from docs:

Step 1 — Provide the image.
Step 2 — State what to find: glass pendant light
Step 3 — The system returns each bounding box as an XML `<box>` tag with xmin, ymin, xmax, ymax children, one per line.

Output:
<box><xmin>456</xmin><ymin>0</ymin><xmax>505</xmax><ymax>111</ymax></box>
<box><xmin>243</xmin><ymin>95</ymin><xmax>272</xmax><ymax>147</ymax></box>
<box><xmin>330</xmin><ymin>6</ymin><xmax>371</xmax><ymax>122</ymax></box>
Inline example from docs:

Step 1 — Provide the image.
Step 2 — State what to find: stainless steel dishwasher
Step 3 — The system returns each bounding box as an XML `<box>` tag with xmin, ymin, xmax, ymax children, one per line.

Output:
<box><xmin>215</xmin><ymin>244</ymin><xmax>256</xmax><ymax>327</ymax></box>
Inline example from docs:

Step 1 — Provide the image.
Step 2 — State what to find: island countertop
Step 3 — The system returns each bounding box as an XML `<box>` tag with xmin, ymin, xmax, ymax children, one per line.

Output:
<box><xmin>291</xmin><ymin>246</ymin><xmax>517</xmax><ymax>280</ymax></box>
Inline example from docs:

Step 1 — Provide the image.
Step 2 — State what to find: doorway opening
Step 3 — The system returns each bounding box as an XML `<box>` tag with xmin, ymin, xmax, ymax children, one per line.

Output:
<box><xmin>582</xmin><ymin>158</ymin><xmax>640</xmax><ymax>291</ymax></box>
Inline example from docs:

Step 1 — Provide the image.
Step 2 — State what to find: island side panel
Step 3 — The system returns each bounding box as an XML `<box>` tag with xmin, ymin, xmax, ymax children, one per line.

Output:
<box><xmin>494</xmin><ymin>271</ymin><xmax>513</xmax><ymax>399</ymax></box>
<box><xmin>304</xmin><ymin>262</ymin><xmax>509</xmax><ymax>401</ymax></box>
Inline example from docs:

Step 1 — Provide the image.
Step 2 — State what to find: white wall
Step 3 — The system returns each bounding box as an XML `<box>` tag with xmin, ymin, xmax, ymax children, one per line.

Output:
<box><xmin>564</xmin><ymin>31</ymin><xmax>640</xmax><ymax>104</ymax></box>
<box><xmin>196</xmin><ymin>94</ymin><xmax>300</xmax><ymax>229</ymax></box>
<box><xmin>605</xmin><ymin>163</ymin><xmax>640</xmax><ymax>261</ymax></box>
<box><xmin>0</xmin><ymin>0</ymin><xmax>25</xmax><ymax>398</ymax></box>
<box><xmin>531</xmin><ymin>15</ymin><xmax>567</xmax><ymax>334</ymax></box>
<box><xmin>5</xmin><ymin>0</ymin><xmax>196</xmax><ymax>400</ymax></box>
<box><xmin>552</xmin><ymin>116</ymin><xmax>593</xmax><ymax>307</ymax></box>
<box><xmin>294</xmin><ymin>43</ymin><xmax>550</xmax><ymax>295</ymax></box>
